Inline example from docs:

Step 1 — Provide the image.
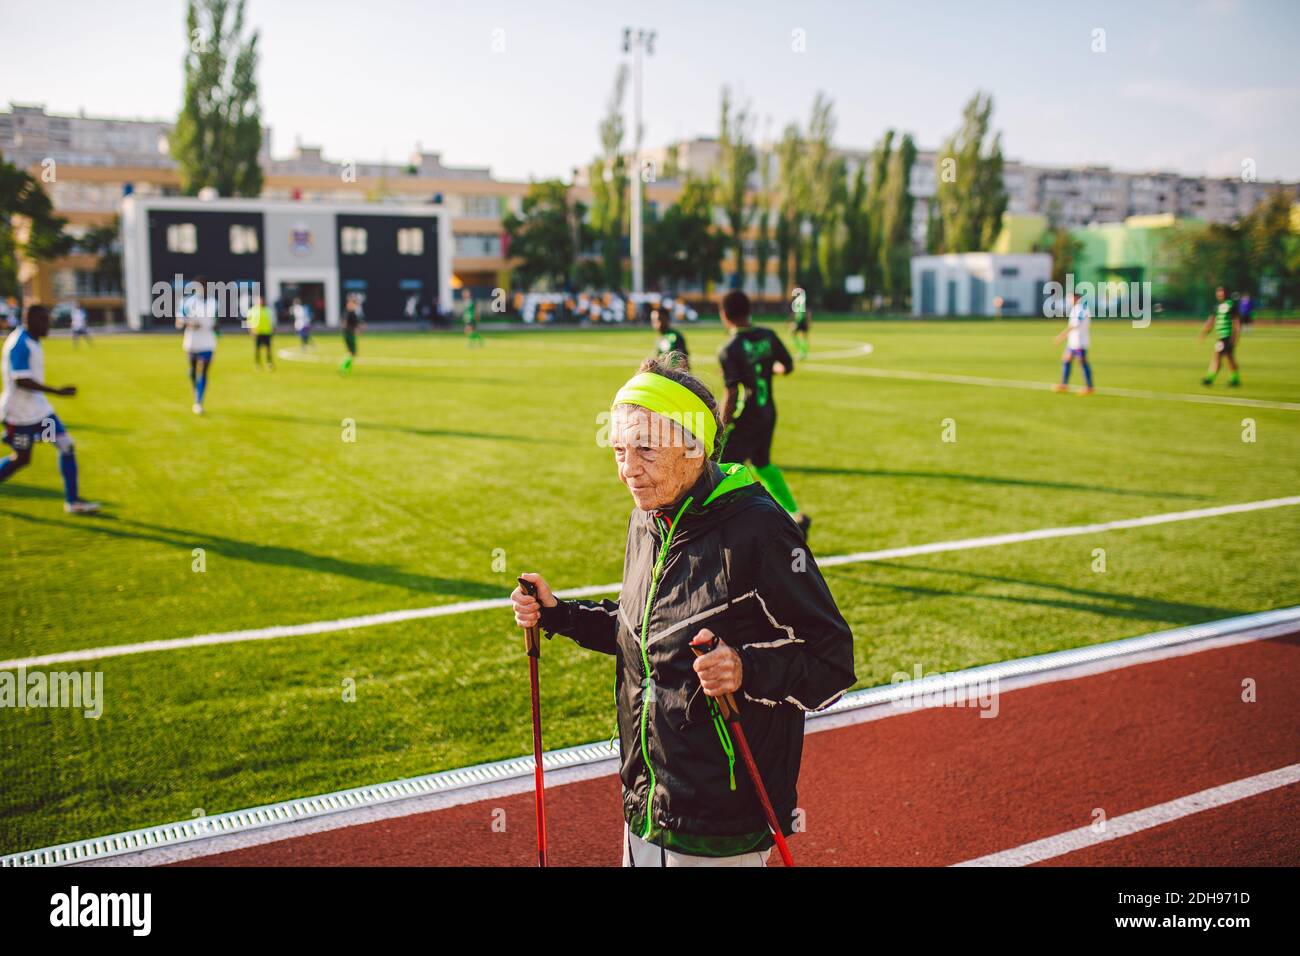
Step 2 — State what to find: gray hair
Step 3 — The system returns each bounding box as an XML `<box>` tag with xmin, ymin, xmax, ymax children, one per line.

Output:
<box><xmin>624</xmin><ymin>355</ymin><xmax>724</xmax><ymax>462</ymax></box>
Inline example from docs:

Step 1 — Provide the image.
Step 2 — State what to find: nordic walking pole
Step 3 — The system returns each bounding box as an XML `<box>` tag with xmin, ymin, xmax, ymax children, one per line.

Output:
<box><xmin>690</xmin><ymin>632</ymin><xmax>795</xmax><ymax>867</ymax></box>
<box><xmin>518</xmin><ymin>577</ymin><xmax>548</xmax><ymax>867</ymax></box>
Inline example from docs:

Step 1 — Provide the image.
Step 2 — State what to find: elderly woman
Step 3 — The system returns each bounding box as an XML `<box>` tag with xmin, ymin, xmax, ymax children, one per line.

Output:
<box><xmin>512</xmin><ymin>355</ymin><xmax>855</xmax><ymax>867</ymax></box>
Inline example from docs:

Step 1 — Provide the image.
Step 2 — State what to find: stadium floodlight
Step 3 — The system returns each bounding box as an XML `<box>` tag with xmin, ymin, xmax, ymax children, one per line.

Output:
<box><xmin>624</xmin><ymin>27</ymin><xmax>655</xmax><ymax>295</ymax></box>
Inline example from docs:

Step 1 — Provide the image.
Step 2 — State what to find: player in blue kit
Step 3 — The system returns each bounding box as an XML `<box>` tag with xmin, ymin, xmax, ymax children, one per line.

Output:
<box><xmin>0</xmin><ymin>304</ymin><xmax>100</xmax><ymax>513</ymax></box>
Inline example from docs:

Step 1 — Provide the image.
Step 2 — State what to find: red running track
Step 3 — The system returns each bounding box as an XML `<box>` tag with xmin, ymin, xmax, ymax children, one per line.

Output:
<box><xmin>177</xmin><ymin>632</ymin><xmax>1300</xmax><ymax>867</ymax></box>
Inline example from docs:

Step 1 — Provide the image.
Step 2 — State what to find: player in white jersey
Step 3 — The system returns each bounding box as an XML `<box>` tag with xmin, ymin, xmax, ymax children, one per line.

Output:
<box><xmin>177</xmin><ymin>276</ymin><xmax>219</xmax><ymax>414</ymax></box>
<box><xmin>1053</xmin><ymin>292</ymin><xmax>1094</xmax><ymax>395</ymax></box>
<box><xmin>70</xmin><ymin>302</ymin><xmax>91</xmax><ymax>347</ymax></box>
<box><xmin>0</xmin><ymin>304</ymin><xmax>100</xmax><ymax>513</ymax></box>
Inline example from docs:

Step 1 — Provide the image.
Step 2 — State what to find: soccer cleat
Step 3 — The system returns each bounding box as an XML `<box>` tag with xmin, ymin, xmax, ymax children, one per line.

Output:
<box><xmin>1078</xmin><ymin>386</ymin><xmax>1095</xmax><ymax>395</ymax></box>
<box><xmin>64</xmin><ymin>499</ymin><xmax>101</xmax><ymax>514</ymax></box>
<box><xmin>1052</xmin><ymin>383</ymin><xmax>1069</xmax><ymax>393</ymax></box>
<box><xmin>1201</xmin><ymin>377</ymin><xmax>1214</xmax><ymax>387</ymax></box>
<box><xmin>192</xmin><ymin>402</ymin><xmax>204</xmax><ymax>414</ymax></box>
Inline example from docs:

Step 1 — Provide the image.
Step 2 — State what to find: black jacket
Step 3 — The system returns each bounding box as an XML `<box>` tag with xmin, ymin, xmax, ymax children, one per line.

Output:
<box><xmin>540</xmin><ymin>461</ymin><xmax>856</xmax><ymax>850</ymax></box>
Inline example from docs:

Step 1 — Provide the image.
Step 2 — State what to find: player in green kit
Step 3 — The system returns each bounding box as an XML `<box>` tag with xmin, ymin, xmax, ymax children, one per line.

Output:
<box><xmin>1199</xmin><ymin>286</ymin><xmax>1241</xmax><ymax>387</ymax></box>
<box><xmin>651</xmin><ymin>307</ymin><xmax>688</xmax><ymax>369</ymax></box>
<box><xmin>461</xmin><ymin>289</ymin><xmax>483</xmax><ymax>347</ymax></box>
<box><xmin>340</xmin><ymin>293</ymin><xmax>365</xmax><ymax>373</ymax></box>
<box><xmin>247</xmin><ymin>293</ymin><xmax>275</xmax><ymax>370</ymax></box>
<box><xmin>716</xmin><ymin>289</ymin><xmax>810</xmax><ymax>537</ymax></box>
<box><xmin>789</xmin><ymin>287</ymin><xmax>810</xmax><ymax>360</ymax></box>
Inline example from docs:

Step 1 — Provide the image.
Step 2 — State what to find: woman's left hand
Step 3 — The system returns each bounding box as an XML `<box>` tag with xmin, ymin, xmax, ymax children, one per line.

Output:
<box><xmin>691</xmin><ymin>629</ymin><xmax>743</xmax><ymax>696</ymax></box>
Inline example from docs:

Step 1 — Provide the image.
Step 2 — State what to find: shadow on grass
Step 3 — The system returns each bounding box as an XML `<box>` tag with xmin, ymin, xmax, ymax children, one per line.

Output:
<box><xmin>783</xmin><ymin>464</ymin><xmax>1203</xmax><ymax>499</ymax></box>
<box><xmin>0</xmin><ymin>483</ymin><xmax>116</xmax><ymax>506</ymax></box>
<box><xmin>842</xmin><ymin>560</ymin><xmax>1242</xmax><ymax>625</ymax></box>
<box><xmin>0</xmin><ymin>509</ymin><xmax>501</xmax><ymax>599</ymax></box>
<box><xmin>224</xmin><ymin>410</ymin><xmax>555</xmax><ymax>444</ymax></box>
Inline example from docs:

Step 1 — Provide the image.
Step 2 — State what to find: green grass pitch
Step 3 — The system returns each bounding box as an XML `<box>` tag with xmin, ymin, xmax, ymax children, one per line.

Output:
<box><xmin>2</xmin><ymin>318</ymin><xmax>1298</xmax><ymax>853</ymax></box>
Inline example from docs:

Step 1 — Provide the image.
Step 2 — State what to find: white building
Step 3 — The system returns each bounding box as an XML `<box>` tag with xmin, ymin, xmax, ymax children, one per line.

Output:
<box><xmin>910</xmin><ymin>252</ymin><xmax>1051</xmax><ymax>317</ymax></box>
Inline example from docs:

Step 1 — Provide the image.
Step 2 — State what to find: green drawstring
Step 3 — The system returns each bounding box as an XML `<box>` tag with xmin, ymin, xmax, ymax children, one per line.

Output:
<box><xmin>707</xmin><ymin>698</ymin><xmax>737</xmax><ymax>791</ymax></box>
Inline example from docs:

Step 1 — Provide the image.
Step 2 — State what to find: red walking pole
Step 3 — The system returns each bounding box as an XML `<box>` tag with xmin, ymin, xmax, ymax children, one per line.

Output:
<box><xmin>518</xmin><ymin>577</ymin><xmax>548</xmax><ymax>867</ymax></box>
<box><xmin>690</xmin><ymin>632</ymin><xmax>795</xmax><ymax>867</ymax></box>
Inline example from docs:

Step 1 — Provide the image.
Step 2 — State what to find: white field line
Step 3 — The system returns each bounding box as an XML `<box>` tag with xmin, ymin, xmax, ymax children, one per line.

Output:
<box><xmin>276</xmin><ymin>348</ymin><xmax>642</xmax><ymax>369</ymax></box>
<box><xmin>802</xmin><ymin>361</ymin><xmax>1300</xmax><ymax>412</ymax></box>
<box><xmin>952</xmin><ymin>763</ymin><xmax>1300</xmax><ymax>867</ymax></box>
<box><xmin>4</xmin><ymin>495</ymin><xmax>1298</xmax><ymax>670</ymax></box>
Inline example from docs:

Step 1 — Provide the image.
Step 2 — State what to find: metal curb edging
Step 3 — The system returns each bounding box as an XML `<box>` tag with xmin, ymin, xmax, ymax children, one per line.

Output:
<box><xmin>4</xmin><ymin>605</ymin><xmax>1297</xmax><ymax>867</ymax></box>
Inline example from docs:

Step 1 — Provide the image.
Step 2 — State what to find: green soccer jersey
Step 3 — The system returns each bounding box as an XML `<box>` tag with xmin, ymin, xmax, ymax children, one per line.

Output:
<box><xmin>463</xmin><ymin>300</ymin><xmax>476</xmax><ymax>326</ymax></box>
<box><xmin>656</xmin><ymin>328</ymin><xmax>688</xmax><ymax>358</ymax></box>
<box><xmin>1214</xmin><ymin>299</ymin><xmax>1237</xmax><ymax>339</ymax></box>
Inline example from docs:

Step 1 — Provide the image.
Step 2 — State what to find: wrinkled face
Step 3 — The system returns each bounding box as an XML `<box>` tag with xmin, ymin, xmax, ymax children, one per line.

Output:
<box><xmin>611</xmin><ymin>405</ymin><xmax>705</xmax><ymax>511</ymax></box>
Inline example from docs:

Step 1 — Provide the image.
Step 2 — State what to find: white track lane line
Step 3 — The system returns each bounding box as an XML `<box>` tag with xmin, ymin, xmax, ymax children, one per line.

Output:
<box><xmin>803</xmin><ymin>361</ymin><xmax>1300</xmax><ymax>412</ymax></box>
<box><xmin>952</xmin><ymin>764</ymin><xmax>1300</xmax><ymax>867</ymax></box>
<box><xmin>4</xmin><ymin>495</ymin><xmax>1298</xmax><ymax>670</ymax></box>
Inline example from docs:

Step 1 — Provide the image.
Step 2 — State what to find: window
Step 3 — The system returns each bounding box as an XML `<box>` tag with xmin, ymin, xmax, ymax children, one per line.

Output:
<box><xmin>397</xmin><ymin>227</ymin><xmax>424</xmax><ymax>255</ymax></box>
<box><xmin>229</xmin><ymin>224</ymin><xmax>259</xmax><ymax>254</ymax></box>
<box><xmin>464</xmin><ymin>195</ymin><xmax>500</xmax><ymax>218</ymax></box>
<box><xmin>340</xmin><ymin>226</ymin><xmax>368</xmax><ymax>254</ymax></box>
<box><xmin>454</xmin><ymin>233</ymin><xmax>500</xmax><ymax>257</ymax></box>
<box><xmin>999</xmin><ymin>266</ymin><xmax>1020</xmax><ymax>278</ymax></box>
<box><xmin>166</xmin><ymin>222</ymin><xmax>197</xmax><ymax>254</ymax></box>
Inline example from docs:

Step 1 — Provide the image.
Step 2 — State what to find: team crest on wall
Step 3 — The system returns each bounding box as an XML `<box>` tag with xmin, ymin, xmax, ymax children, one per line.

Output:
<box><xmin>290</xmin><ymin>226</ymin><xmax>313</xmax><ymax>257</ymax></box>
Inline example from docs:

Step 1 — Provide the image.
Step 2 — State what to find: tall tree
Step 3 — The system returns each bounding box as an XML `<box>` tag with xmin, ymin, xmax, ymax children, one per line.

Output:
<box><xmin>172</xmin><ymin>0</ymin><xmax>264</xmax><ymax>197</ymax></box>
<box><xmin>752</xmin><ymin>136</ymin><xmax>775</xmax><ymax>301</ymax></box>
<box><xmin>932</xmin><ymin>92</ymin><xmax>1007</xmax><ymax>252</ymax></box>
<box><xmin>878</xmin><ymin>134</ymin><xmax>917</xmax><ymax>307</ymax></box>
<box><xmin>717</xmin><ymin>87</ymin><xmax>758</xmax><ymax>290</ymax></box>
<box><xmin>588</xmin><ymin>65</ymin><xmax>629</xmax><ymax>289</ymax></box>
<box><xmin>773</xmin><ymin>123</ymin><xmax>806</xmax><ymax>299</ymax></box>
<box><xmin>502</xmin><ymin>180</ymin><xmax>584</xmax><ymax>291</ymax></box>
<box><xmin>799</xmin><ymin>93</ymin><xmax>839</xmax><ymax>303</ymax></box>
<box><xmin>0</xmin><ymin>158</ymin><xmax>71</xmax><ymax>298</ymax></box>
<box><xmin>840</xmin><ymin>158</ymin><xmax>871</xmax><ymax>301</ymax></box>
<box><xmin>645</xmin><ymin>176</ymin><xmax>724</xmax><ymax>292</ymax></box>
<box><xmin>864</xmin><ymin>130</ymin><xmax>894</xmax><ymax>295</ymax></box>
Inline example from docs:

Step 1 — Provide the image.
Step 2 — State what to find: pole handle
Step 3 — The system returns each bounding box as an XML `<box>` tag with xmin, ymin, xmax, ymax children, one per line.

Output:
<box><xmin>689</xmin><ymin>632</ymin><xmax>738</xmax><ymax>719</ymax></box>
<box><xmin>518</xmin><ymin>577</ymin><xmax>542</xmax><ymax>658</ymax></box>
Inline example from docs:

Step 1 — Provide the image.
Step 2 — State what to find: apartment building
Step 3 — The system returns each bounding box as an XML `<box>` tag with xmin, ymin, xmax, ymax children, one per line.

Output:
<box><xmin>4</xmin><ymin>104</ymin><xmax>1295</xmax><ymax>321</ymax></box>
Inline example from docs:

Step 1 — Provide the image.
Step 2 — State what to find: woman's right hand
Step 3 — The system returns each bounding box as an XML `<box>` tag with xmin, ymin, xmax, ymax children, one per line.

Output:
<box><xmin>512</xmin><ymin>572</ymin><xmax>557</xmax><ymax>629</ymax></box>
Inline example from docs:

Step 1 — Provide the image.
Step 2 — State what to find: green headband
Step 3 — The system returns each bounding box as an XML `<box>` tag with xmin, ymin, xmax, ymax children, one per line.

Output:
<box><xmin>612</xmin><ymin>371</ymin><xmax>717</xmax><ymax>458</ymax></box>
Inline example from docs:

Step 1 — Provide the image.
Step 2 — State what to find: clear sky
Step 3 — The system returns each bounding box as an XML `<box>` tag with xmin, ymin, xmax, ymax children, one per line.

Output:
<box><xmin>3</xmin><ymin>0</ymin><xmax>1298</xmax><ymax>182</ymax></box>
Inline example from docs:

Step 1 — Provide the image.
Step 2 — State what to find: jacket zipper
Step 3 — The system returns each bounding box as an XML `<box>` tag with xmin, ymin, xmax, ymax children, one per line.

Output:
<box><xmin>637</xmin><ymin>495</ymin><xmax>693</xmax><ymax>839</ymax></box>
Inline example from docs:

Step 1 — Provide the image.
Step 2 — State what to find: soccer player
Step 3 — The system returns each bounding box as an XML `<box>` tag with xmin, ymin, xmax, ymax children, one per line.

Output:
<box><xmin>292</xmin><ymin>297</ymin><xmax>313</xmax><ymax>350</ymax></box>
<box><xmin>651</xmin><ymin>307</ymin><xmax>688</xmax><ymax>369</ymax></box>
<box><xmin>1199</xmin><ymin>286</ymin><xmax>1241</xmax><ymax>387</ymax></box>
<box><xmin>716</xmin><ymin>289</ymin><xmax>810</xmax><ymax>537</ymax></box>
<box><xmin>461</xmin><ymin>288</ymin><xmax>483</xmax><ymax>347</ymax></box>
<box><xmin>0</xmin><ymin>304</ymin><xmax>100</xmax><ymax>513</ymax></box>
<box><xmin>340</xmin><ymin>293</ymin><xmax>366</xmax><ymax>373</ymax></box>
<box><xmin>247</xmin><ymin>293</ymin><xmax>275</xmax><ymax>370</ymax></box>
<box><xmin>1052</xmin><ymin>292</ymin><xmax>1094</xmax><ymax>394</ymax></box>
<box><xmin>789</xmin><ymin>288</ymin><xmax>811</xmax><ymax>360</ymax></box>
<box><xmin>176</xmin><ymin>275</ymin><xmax>217</xmax><ymax>414</ymax></box>
<box><xmin>69</xmin><ymin>302</ymin><xmax>92</xmax><ymax>347</ymax></box>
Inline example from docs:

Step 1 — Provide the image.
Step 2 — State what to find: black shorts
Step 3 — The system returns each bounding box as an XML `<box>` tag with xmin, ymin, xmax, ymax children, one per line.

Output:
<box><xmin>255</xmin><ymin>334</ymin><xmax>272</xmax><ymax>347</ymax></box>
<box><xmin>1216</xmin><ymin>337</ymin><xmax>1235</xmax><ymax>358</ymax></box>
<box><xmin>793</xmin><ymin>318</ymin><xmax>809</xmax><ymax>333</ymax></box>
<box><xmin>721</xmin><ymin>409</ymin><xmax>776</xmax><ymax>468</ymax></box>
<box><xmin>343</xmin><ymin>331</ymin><xmax>357</xmax><ymax>355</ymax></box>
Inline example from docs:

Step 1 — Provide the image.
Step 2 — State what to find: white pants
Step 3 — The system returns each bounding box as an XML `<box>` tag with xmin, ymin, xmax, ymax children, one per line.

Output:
<box><xmin>622</xmin><ymin>821</ymin><xmax>770</xmax><ymax>867</ymax></box>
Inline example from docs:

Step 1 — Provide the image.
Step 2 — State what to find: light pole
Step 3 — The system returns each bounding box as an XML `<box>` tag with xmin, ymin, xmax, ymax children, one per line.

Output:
<box><xmin>624</xmin><ymin>27</ymin><xmax>655</xmax><ymax>295</ymax></box>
